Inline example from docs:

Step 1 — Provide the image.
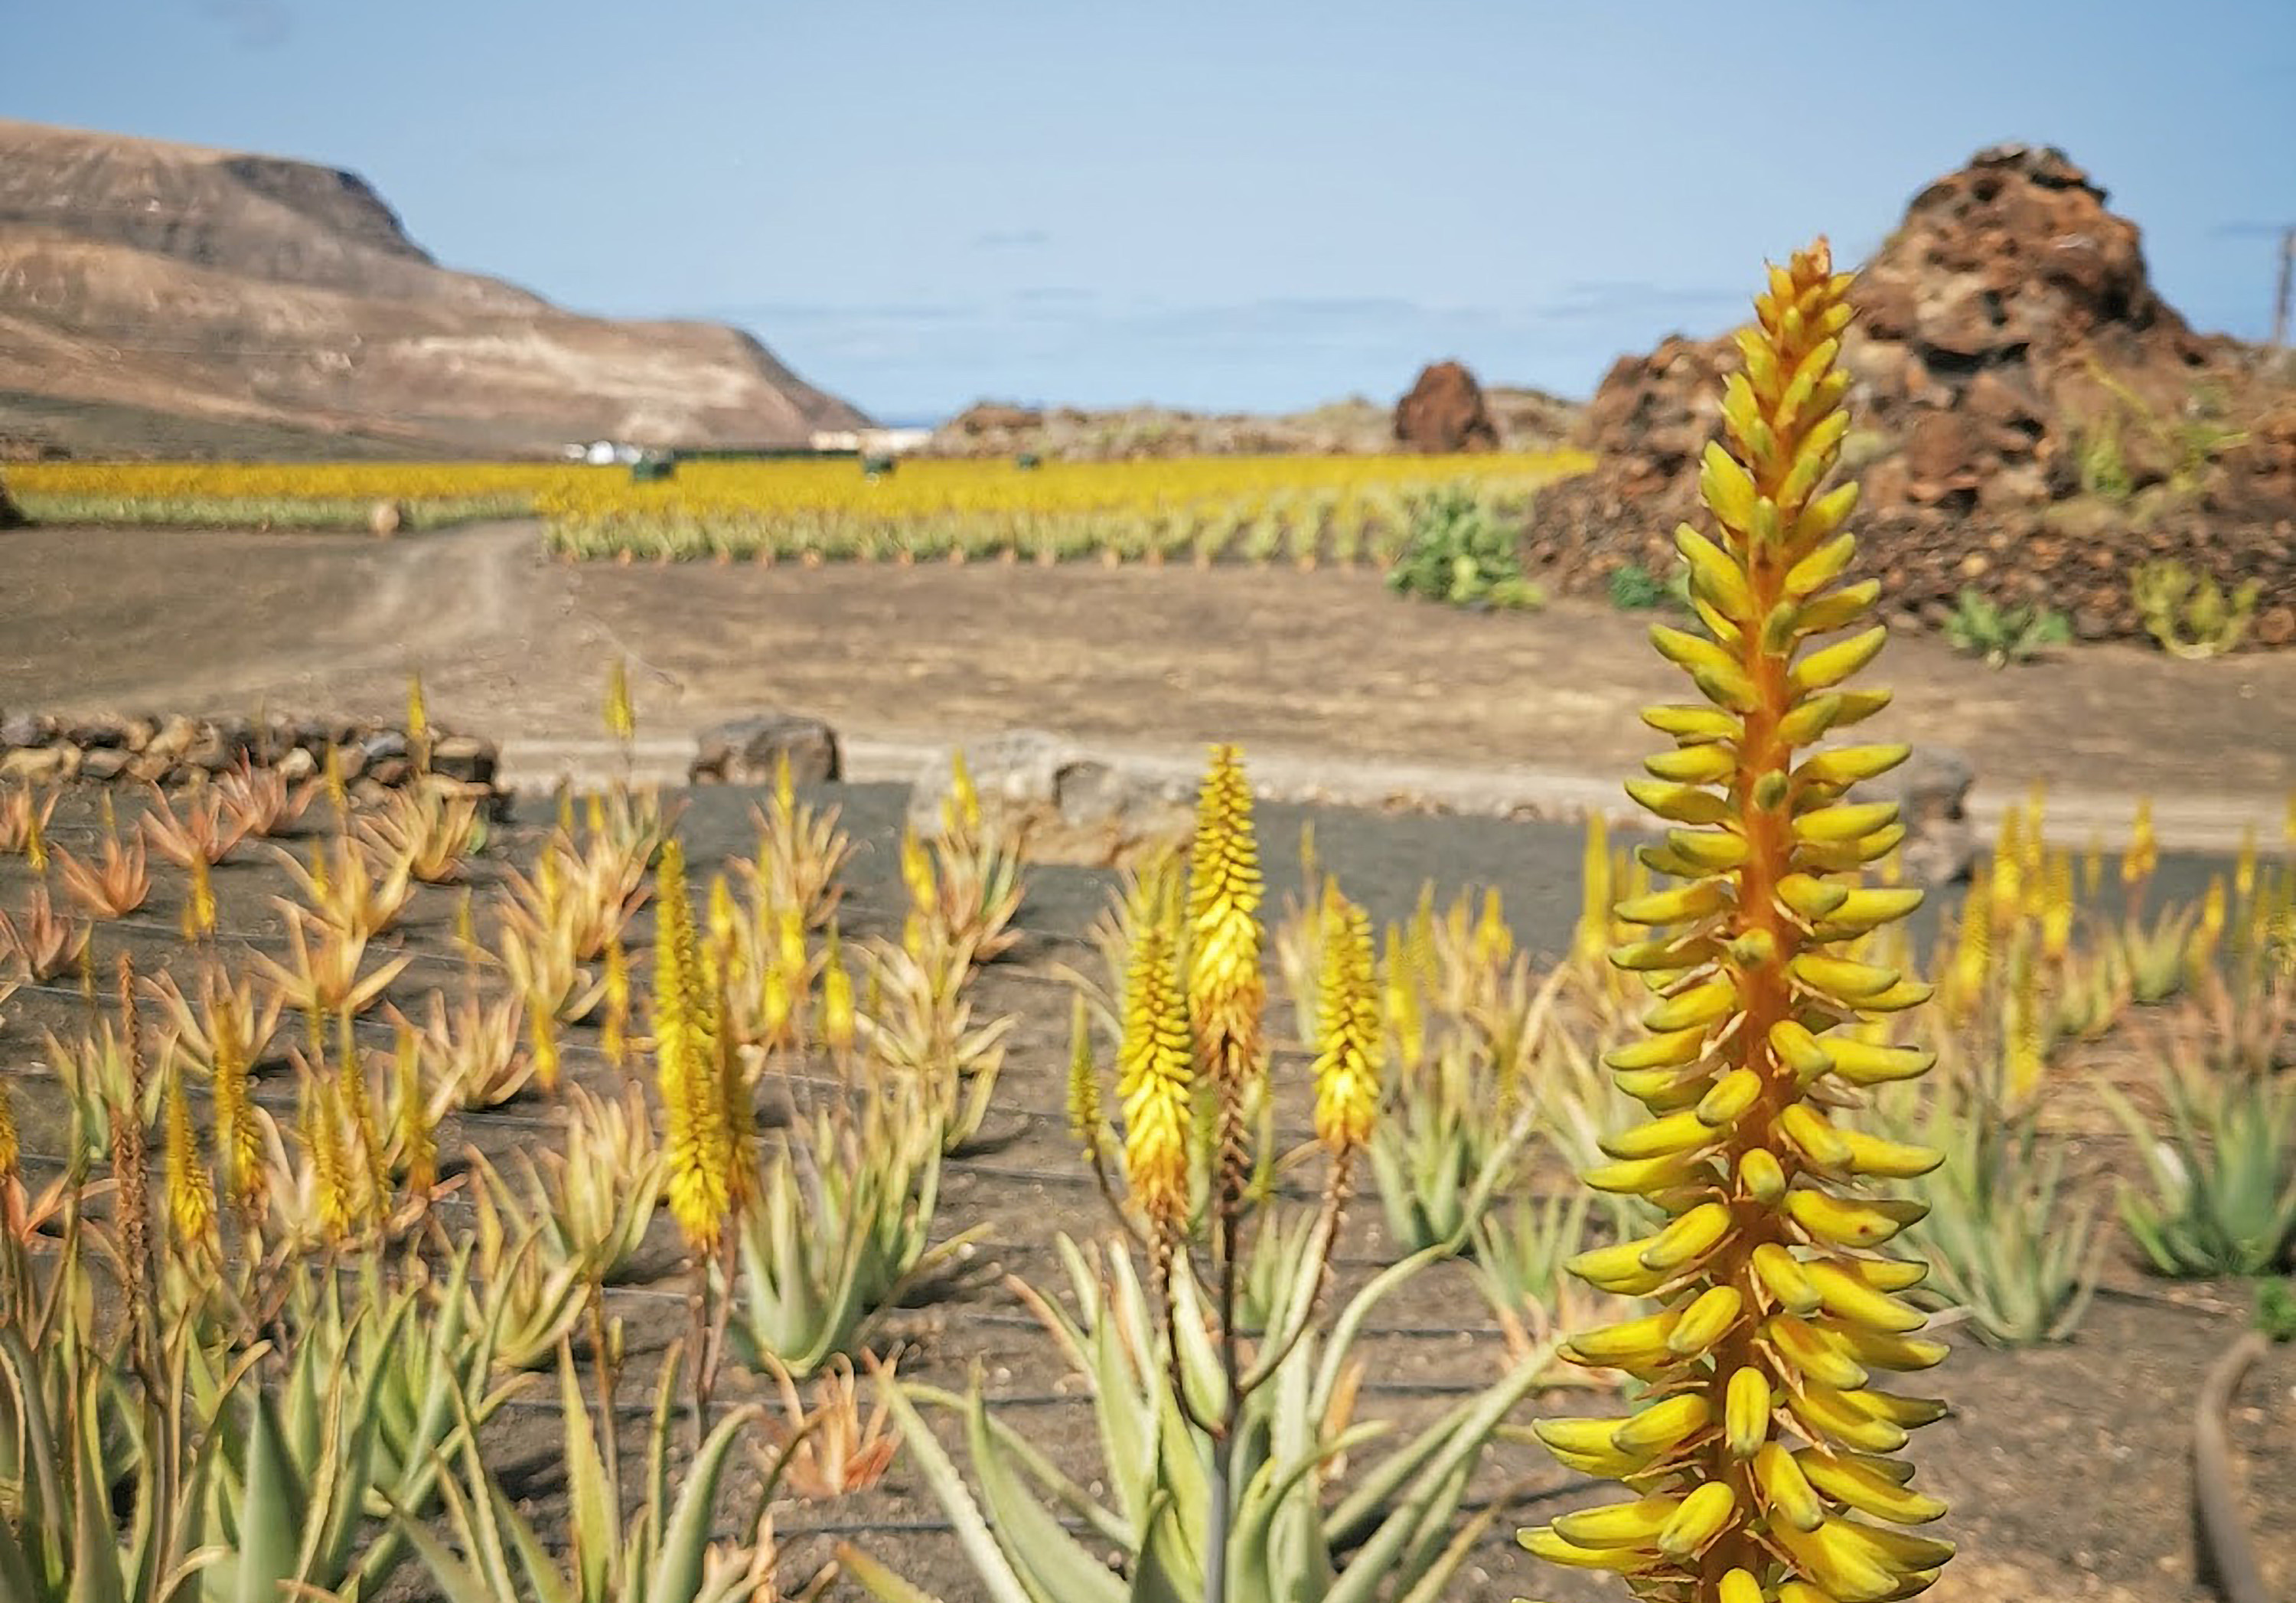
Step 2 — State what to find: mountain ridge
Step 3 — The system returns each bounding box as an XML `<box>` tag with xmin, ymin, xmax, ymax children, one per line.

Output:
<box><xmin>0</xmin><ymin>117</ymin><xmax>868</xmax><ymax>456</ymax></box>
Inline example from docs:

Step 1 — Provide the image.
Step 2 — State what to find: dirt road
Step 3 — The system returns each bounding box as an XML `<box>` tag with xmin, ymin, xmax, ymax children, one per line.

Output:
<box><xmin>4</xmin><ymin>520</ymin><xmax>2289</xmax><ymax>844</ymax></box>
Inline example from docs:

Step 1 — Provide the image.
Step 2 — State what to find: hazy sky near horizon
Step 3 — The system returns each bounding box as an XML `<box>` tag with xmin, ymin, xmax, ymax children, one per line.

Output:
<box><xmin>11</xmin><ymin>1</ymin><xmax>2295</xmax><ymax>421</ymax></box>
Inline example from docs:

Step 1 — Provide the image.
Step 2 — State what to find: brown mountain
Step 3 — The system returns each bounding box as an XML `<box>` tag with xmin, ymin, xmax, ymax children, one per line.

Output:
<box><xmin>0</xmin><ymin>118</ymin><xmax>868</xmax><ymax>457</ymax></box>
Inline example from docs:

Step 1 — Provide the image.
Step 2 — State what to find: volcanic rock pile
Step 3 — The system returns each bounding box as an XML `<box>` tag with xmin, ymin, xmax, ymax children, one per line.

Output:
<box><xmin>1394</xmin><ymin>361</ymin><xmax>1501</xmax><ymax>452</ymax></box>
<box><xmin>1526</xmin><ymin>144</ymin><xmax>2296</xmax><ymax>646</ymax></box>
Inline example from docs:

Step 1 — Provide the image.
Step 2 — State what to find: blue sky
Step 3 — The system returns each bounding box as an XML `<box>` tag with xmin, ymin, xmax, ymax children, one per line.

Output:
<box><xmin>12</xmin><ymin>1</ymin><xmax>2295</xmax><ymax>422</ymax></box>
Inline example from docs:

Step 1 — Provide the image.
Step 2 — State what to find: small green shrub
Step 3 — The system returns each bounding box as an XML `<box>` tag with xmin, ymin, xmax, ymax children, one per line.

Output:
<box><xmin>1943</xmin><ymin>587</ymin><xmax>2071</xmax><ymax>668</ymax></box>
<box><xmin>2257</xmin><ymin>1278</ymin><xmax>2296</xmax><ymax>1342</ymax></box>
<box><xmin>1385</xmin><ymin>484</ymin><xmax>1544</xmax><ymax>609</ymax></box>
<box><xmin>2076</xmin><ymin>414</ymin><xmax>2132</xmax><ymax>501</ymax></box>
<box><xmin>1606</xmin><ymin>561</ymin><xmax>1689</xmax><ymax>612</ymax></box>
<box><xmin>2131</xmin><ymin>559</ymin><xmax>2261</xmax><ymax>659</ymax></box>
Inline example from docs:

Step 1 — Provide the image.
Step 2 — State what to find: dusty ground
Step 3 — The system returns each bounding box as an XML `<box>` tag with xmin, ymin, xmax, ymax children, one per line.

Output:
<box><xmin>2</xmin><ymin>781</ymin><xmax>2286</xmax><ymax>1603</ymax></box>
<box><xmin>2</xmin><ymin>521</ymin><xmax>2290</xmax><ymax>845</ymax></box>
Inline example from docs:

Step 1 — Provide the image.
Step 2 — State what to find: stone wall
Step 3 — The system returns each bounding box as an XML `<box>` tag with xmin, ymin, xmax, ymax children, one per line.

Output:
<box><xmin>0</xmin><ymin>710</ymin><xmax>501</xmax><ymax>805</ymax></box>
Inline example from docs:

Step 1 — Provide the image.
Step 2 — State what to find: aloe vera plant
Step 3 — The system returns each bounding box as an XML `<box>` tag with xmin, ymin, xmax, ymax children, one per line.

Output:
<box><xmin>384</xmin><ymin>1346</ymin><xmax>809</xmax><ymax>1603</ymax></box>
<box><xmin>189</xmin><ymin>1246</ymin><xmax>517</xmax><ymax>1601</ymax></box>
<box><xmin>847</xmin><ymin>747</ymin><xmax>1546</xmax><ymax>1603</ymax></box>
<box><xmin>2106</xmin><ymin>1043</ymin><xmax>2296</xmax><ymax>1277</ymax></box>
<box><xmin>719</xmin><ymin>1079</ymin><xmax>968</xmax><ymax>1379</ymax></box>
<box><xmin>843</xmin><ymin>1236</ymin><xmax>1551</xmax><ymax>1603</ymax></box>
<box><xmin>1891</xmin><ymin>1092</ymin><xmax>2103</xmax><ymax>1345</ymax></box>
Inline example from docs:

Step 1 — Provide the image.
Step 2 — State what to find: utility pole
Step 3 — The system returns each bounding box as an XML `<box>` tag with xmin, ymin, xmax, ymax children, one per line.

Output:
<box><xmin>2273</xmin><ymin>226</ymin><xmax>2294</xmax><ymax>352</ymax></box>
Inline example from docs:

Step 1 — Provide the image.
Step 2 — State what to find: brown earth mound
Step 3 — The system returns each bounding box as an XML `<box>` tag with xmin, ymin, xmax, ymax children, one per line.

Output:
<box><xmin>0</xmin><ymin>118</ymin><xmax>869</xmax><ymax>458</ymax></box>
<box><xmin>1527</xmin><ymin>143</ymin><xmax>2296</xmax><ymax>646</ymax></box>
<box><xmin>1394</xmin><ymin>359</ymin><xmax>1500</xmax><ymax>452</ymax></box>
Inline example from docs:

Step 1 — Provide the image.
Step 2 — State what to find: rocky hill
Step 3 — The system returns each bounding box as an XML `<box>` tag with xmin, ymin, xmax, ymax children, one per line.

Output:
<box><xmin>1525</xmin><ymin>144</ymin><xmax>2296</xmax><ymax>646</ymax></box>
<box><xmin>0</xmin><ymin>118</ymin><xmax>868</xmax><ymax>458</ymax></box>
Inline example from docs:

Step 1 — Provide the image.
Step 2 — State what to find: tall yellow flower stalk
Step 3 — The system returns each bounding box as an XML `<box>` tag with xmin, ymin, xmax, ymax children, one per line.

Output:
<box><xmin>601</xmin><ymin>936</ymin><xmax>631</xmax><ymax>1069</ymax></box>
<box><xmin>212</xmin><ymin>1011</ymin><xmax>266</xmax><ymax>1219</ymax></box>
<box><xmin>1116</xmin><ymin>886</ymin><xmax>1195</xmax><ymax>1248</ymax></box>
<box><xmin>1187</xmin><ymin>743</ymin><xmax>1264</xmax><ymax>1259</ymax></box>
<box><xmin>605</xmin><ymin>657</ymin><xmax>638</xmax><ymax>743</ymax></box>
<box><xmin>1521</xmin><ymin>242</ymin><xmax>1952</xmax><ymax>1603</ymax></box>
<box><xmin>653</xmin><ymin>839</ymin><xmax>735</xmax><ymax>1250</ymax></box>
<box><xmin>163</xmin><ymin>1054</ymin><xmax>218</xmax><ymax>1261</ymax></box>
<box><xmin>1309</xmin><ymin>888</ymin><xmax>1379</xmax><ymax>1164</ymax></box>
<box><xmin>0</xmin><ymin>1069</ymin><xmax>17</xmax><ymax>1188</ymax></box>
<box><xmin>395</xmin><ymin>1020</ymin><xmax>436</xmax><ymax>1199</ymax></box>
<box><xmin>1574</xmin><ymin>814</ymin><xmax>1616</xmax><ymax>971</ymax></box>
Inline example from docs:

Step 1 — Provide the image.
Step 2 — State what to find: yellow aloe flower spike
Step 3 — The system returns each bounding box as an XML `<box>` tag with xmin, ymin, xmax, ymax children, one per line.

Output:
<box><xmin>1116</xmin><ymin>893</ymin><xmax>1194</xmax><ymax>1246</ymax></box>
<box><xmin>601</xmin><ymin>937</ymin><xmax>630</xmax><ymax>1069</ymax></box>
<box><xmin>1521</xmin><ymin>240</ymin><xmax>1950</xmax><ymax>1602</ymax></box>
<box><xmin>337</xmin><ymin>1012</ymin><xmax>390</xmax><ymax>1226</ymax></box>
<box><xmin>1945</xmin><ymin>864</ymin><xmax>1990</xmax><ymax>1023</ymax></box>
<box><xmin>1574</xmin><ymin>813</ymin><xmax>1614</xmax><ymax>970</ymax></box>
<box><xmin>406</xmin><ymin>670</ymin><xmax>429</xmax><ymax>742</ymax></box>
<box><xmin>2040</xmin><ymin>849</ymin><xmax>2075</xmax><ymax>963</ymax></box>
<box><xmin>0</xmin><ymin>1070</ymin><xmax>17</xmax><ymax>1188</ymax></box>
<box><xmin>1381</xmin><ymin>926</ymin><xmax>1424</xmax><ymax>1076</ymax></box>
<box><xmin>395</xmin><ymin>1019</ymin><xmax>436</xmax><ymax>1199</ymax></box>
<box><xmin>653</xmin><ymin>839</ymin><xmax>733</xmax><ymax>1251</ymax></box>
<box><xmin>1988</xmin><ymin>806</ymin><xmax>2022</xmax><ymax>935</ymax></box>
<box><xmin>605</xmin><ymin>657</ymin><xmax>637</xmax><ymax>743</ymax></box>
<box><xmin>1309</xmin><ymin>888</ymin><xmax>1380</xmax><ymax>1160</ymax></box>
<box><xmin>1188</xmin><ymin>743</ymin><xmax>1265</xmax><ymax>1089</ymax></box>
<box><xmin>820</xmin><ymin>924</ymin><xmax>856</xmax><ymax>1059</ymax></box>
<box><xmin>2122</xmin><ymin>797</ymin><xmax>2157</xmax><ymax>886</ymax></box>
<box><xmin>164</xmin><ymin>1052</ymin><xmax>218</xmax><ymax>1257</ymax></box>
<box><xmin>305</xmin><ymin>1070</ymin><xmax>357</xmax><ymax>1248</ymax></box>
<box><xmin>2187</xmin><ymin>873</ymin><xmax>2227</xmax><ymax>987</ymax></box>
<box><xmin>211</xmin><ymin>1015</ymin><xmax>264</xmax><ymax>1217</ymax></box>
<box><xmin>2007</xmin><ymin>942</ymin><xmax>2047</xmax><ymax>1105</ymax></box>
<box><xmin>1067</xmin><ymin>991</ymin><xmax>1107</xmax><ymax>1163</ymax></box>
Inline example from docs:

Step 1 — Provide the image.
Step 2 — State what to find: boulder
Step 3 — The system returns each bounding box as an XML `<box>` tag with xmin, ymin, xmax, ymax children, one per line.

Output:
<box><xmin>77</xmin><ymin>748</ymin><xmax>131</xmax><ymax>782</ymax></box>
<box><xmin>906</xmin><ymin>729</ymin><xmax>1196</xmax><ymax>869</ymax></box>
<box><xmin>429</xmin><ymin>733</ymin><xmax>498</xmax><ymax>787</ymax></box>
<box><xmin>690</xmin><ymin>712</ymin><xmax>840</xmax><ymax>787</ymax></box>
<box><xmin>147</xmin><ymin>714</ymin><xmax>200</xmax><ymax>762</ymax></box>
<box><xmin>1</xmin><ymin>744</ymin><xmax>76</xmax><ymax>785</ymax></box>
<box><xmin>1865</xmin><ymin>746</ymin><xmax>1978</xmax><ymax>886</ymax></box>
<box><xmin>1394</xmin><ymin>361</ymin><xmax>1500</xmax><ymax>453</ymax></box>
<box><xmin>1</xmin><ymin>713</ymin><xmax>54</xmax><ymax>748</ymax></box>
<box><xmin>184</xmin><ymin>721</ymin><xmax>255</xmax><ymax>774</ymax></box>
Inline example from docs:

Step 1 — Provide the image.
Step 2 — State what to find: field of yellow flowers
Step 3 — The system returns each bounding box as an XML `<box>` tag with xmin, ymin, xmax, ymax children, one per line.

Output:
<box><xmin>5</xmin><ymin>459</ymin><xmax>585</xmax><ymax>529</ymax></box>
<box><xmin>5</xmin><ymin>449</ymin><xmax>1593</xmax><ymax>564</ymax></box>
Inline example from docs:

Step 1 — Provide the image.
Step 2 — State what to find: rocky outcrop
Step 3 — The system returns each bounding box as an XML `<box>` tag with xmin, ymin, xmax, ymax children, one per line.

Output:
<box><xmin>1394</xmin><ymin>361</ymin><xmax>1500</xmax><ymax>453</ymax></box>
<box><xmin>1526</xmin><ymin>144</ymin><xmax>2296</xmax><ymax>646</ymax></box>
<box><xmin>906</xmin><ymin>730</ymin><xmax>1195</xmax><ymax>868</ymax></box>
<box><xmin>0</xmin><ymin>117</ymin><xmax>869</xmax><ymax>457</ymax></box>
<box><xmin>0</xmin><ymin>472</ymin><xmax>21</xmax><ymax>530</ymax></box>
<box><xmin>689</xmin><ymin>713</ymin><xmax>841</xmax><ymax>787</ymax></box>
